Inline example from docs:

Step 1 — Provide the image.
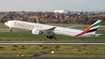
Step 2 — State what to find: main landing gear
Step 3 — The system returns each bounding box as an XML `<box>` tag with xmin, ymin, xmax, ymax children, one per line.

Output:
<box><xmin>46</xmin><ymin>35</ymin><xmax>56</xmax><ymax>39</ymax></box>
<box><xmin>46</xmin><ymin>32</ymin><xmax>56</xmax><ymax>39</ymax></box>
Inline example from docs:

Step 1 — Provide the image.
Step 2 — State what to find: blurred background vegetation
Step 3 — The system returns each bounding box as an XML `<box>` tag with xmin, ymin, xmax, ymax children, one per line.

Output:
<box><xmin>0</xmin><ymin>11</ymin><xmax>105</xmax><ymax>25</ymax></box>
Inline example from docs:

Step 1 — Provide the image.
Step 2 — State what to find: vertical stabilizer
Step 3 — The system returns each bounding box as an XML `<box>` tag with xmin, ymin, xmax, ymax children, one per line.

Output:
<box><xmin>86</xmin><ymin>20</ymin><xmax>102</xmax><ymax>34</ymax></box>
<box><xmin>74</xmin><ymin>20</ymin><xmax>102</xmax><ymax>37</ymax></box>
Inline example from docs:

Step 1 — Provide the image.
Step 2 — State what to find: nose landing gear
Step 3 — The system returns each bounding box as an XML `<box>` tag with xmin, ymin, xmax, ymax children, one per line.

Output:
<box><xmin>10</xmin><ymin>28</ymin><xmax>12</xmax><ymax>32</ymax></box>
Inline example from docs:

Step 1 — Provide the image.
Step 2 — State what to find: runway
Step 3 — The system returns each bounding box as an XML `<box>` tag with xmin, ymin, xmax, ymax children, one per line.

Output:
<box><xmin>0</xmin><ymin>41</ymin><xmax>105</xmax><ymax>44</ymax></box>
<box><xmin>0</xmin><ymin>29</ymin><xmax>30</xmax><ymax>32</ymax></box>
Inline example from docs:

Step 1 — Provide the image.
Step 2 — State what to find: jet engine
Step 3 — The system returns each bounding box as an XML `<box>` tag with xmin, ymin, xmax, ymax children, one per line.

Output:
<box><xmin>32</xmin><ymin>29</ymin><xmax>42</xmax><ymax>35</ymax></box>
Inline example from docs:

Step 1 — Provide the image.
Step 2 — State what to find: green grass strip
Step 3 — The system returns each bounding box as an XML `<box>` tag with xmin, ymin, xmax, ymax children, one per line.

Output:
<box><xmin>0</xmin><ymin>54</ymin><xmax>33</xmax><ymax>57</ymax></box>
<box><xmin>39</xmin><ymin>54</ymin><xmax>105</xmax><ymax>58</ymax></box>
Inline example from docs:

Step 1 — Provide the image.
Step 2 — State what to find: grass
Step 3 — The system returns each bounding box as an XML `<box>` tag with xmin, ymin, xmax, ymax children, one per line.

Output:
<box><xmin>0</xmin><ymin>54</ymin><xmax>33</xmax><ymax>57</ymax></box>
<box><xmin>0</xmin><ymin>30</ymin><xmax>105</xmax><ymax>41</ymax></box>
<box><xmin>0</xmin><ymin>54</ymin><xmax>105</xmax><ymax>58</ymax></box>
<box><xmin>0</xmin><ymin>24</ymin><xmax>9</xmax><ymax>29</ymax></box>
<box><xmin>0</xmin><ymin>44</ymin><xmax>105</xmax><ymax>57</ymax></box>
<box><xmin>0</xmin><ymin>44</ymin><xmax>105</xmax><ymax>54</ymax></box>
<box><xmin>0</xmin><ymin>44</ymin><xmax>81</xmax><ymax>53</ymax></box>
<box><xmin>0</xmin><ymin>24</ymin><xmax>105</xmax><ymax>57</ymax></box>
<box><xmin>39</xmin><ymin>54</ymin><xmax>105</xmax><ymax>58</ymax></box>
<box><xmin>0</xmin><ymin>24</ymin><xmax>105</xmax><ymax>41</ymax></box>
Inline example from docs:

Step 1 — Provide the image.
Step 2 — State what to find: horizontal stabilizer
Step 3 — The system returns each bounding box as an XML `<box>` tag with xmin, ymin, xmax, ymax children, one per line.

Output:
<box><xmin>95</xmin><ymin>34</ymin><xmax>103</xmax><ymax>36</ymax></box>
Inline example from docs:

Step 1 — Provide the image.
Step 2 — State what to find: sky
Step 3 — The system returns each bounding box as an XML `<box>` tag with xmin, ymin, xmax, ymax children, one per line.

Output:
<box><xmin>0</xmin><ymin>0</ymin><xmax>105</xmax><ymax>12</ymax></box>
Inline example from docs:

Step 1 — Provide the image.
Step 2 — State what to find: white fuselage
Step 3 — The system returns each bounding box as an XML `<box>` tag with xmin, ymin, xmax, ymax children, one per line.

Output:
<box><xmin>4</xmin><ymin>20</ymin><xmax>97</xmax><ymax>37</ymax></box>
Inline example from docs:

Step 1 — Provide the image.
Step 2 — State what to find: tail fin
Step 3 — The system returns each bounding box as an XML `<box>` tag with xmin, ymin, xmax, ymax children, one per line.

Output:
<box><xmin>74</xmin><ymin>20</ymin><xmax>102</xmax><ymax>37</ymax></box>
<box><xmin>86</xmin><ymin>20</ymin><xmax>102</xmax><ymax>34</ymax></box>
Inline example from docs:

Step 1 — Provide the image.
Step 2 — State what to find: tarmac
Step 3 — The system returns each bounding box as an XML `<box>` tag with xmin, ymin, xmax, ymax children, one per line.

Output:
<box><xmin>0</xmin><ymin>41</ymin><xmax>105</xmax><ymax>44</ymax></box>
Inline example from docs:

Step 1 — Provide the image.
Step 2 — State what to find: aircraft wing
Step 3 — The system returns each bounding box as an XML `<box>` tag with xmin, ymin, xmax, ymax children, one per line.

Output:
<box><xmin>45</xmin><ymin>27</ymin><xmax>56</xmax><ymax>32</ymax></box>
<box><xmin>67</xmin><ymin>25</ymin><xmax>78</xmax><ymax>29</ymax></box>
<box><xmin>42</xmin><ymin>27</ymin><xmax>56</xmax><ymax>33</ymax></box>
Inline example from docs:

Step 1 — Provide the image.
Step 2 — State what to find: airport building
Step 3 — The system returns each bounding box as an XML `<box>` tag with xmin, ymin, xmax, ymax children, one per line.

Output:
<box><xmin>54</xmin><ymin>10</ymin><xmax>68</xmax><ymax>13</ymax></box>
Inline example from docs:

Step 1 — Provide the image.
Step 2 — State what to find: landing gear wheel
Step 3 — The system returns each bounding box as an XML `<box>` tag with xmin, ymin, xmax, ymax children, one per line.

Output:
<box><xmin>46</xmin><ymin>36</ymin><xmax>49</xmax><ymax>38</ymax></box>
<box><xmin>52</xmin><ymin>35</ymin><xmax>54</xmax><ymax>38</ymax></box>
<box><xmin>46</xmin><ymin>33</ymin><xmax>56</xmax><ymax>39</ymax></box>
<box><xmin>50</xmin><ymin>36</ymin><xmax>52</xmax><ymax>39</ymax></box>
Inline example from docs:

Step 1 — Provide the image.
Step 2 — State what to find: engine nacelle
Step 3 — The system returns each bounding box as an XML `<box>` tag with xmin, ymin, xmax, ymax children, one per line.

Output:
<box><xmin>32</xmin><ymin>29</ymin><xmax>42</xmax><ymax>35</ymax></box>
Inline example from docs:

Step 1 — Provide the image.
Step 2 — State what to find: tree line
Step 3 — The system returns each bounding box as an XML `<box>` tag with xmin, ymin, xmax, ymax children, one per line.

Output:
<box><xmin>0</xmin><ymin>11</ymin><xmax>105</xmax><ymax>25</ymax></box>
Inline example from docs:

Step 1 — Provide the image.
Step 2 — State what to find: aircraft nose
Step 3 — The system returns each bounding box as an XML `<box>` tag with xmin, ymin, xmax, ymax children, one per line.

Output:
<box><xmin>4</xmin><ymin>22</ymin><xmax>8</xmax><ymax>26</ymax></box>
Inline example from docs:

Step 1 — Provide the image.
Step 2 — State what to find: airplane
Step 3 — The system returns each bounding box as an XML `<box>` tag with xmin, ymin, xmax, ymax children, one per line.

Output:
<box><xmin>4</xmin><ymin>20</ymin><xmax>102</xmax><ymax>39</ymax></box>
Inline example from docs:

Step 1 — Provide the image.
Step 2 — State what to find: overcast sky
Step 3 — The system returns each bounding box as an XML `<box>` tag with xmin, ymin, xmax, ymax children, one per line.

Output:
<box><xmin>0</xmin><ymin>0</ymin><xmax>104</xmax><ymax>12</ymax></box>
